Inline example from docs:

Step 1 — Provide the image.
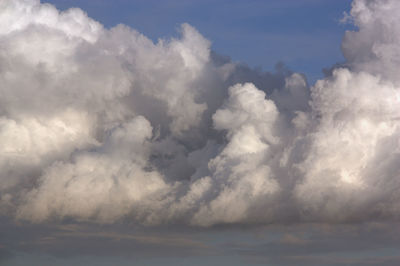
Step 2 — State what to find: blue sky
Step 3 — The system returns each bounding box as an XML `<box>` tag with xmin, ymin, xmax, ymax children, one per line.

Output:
<box><xmin>45</xmin><ymin>0</ymin><xmax>352</xmax><ymax>83</ymax></box>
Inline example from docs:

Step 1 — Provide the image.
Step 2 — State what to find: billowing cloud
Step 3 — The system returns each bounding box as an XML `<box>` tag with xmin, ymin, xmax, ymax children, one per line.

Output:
<box><xmin>1</xmin><ymin>0</ymin><xmax>400</xmax><ymax>227</ymax></box>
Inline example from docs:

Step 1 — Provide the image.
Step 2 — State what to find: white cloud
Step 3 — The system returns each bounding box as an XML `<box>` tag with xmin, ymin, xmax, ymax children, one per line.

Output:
<box><xmin>1</xmin><ymin>0</ymin><xmax>400</xmax><ymax>226</ymax></box>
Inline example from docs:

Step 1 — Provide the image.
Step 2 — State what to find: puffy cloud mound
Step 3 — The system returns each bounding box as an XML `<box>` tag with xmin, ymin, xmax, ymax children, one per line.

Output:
<box><xmin>1</xmin><ymin>0</ymin><xmax>400</xmax><ymax>226</ymax></box>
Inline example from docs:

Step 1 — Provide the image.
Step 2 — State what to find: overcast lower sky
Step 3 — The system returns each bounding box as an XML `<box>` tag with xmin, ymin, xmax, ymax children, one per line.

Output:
<box><xmin>1</xmin><ymin>0</ymin><xmax>400</xmax><ymax>265</ymax></box>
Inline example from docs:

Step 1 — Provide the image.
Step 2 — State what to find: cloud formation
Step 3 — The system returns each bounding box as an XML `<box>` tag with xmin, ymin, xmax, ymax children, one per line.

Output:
<box><xmin>1</xmin><ymin>0</ymin><xmax>400</xmax><ymax>226</ymax></box>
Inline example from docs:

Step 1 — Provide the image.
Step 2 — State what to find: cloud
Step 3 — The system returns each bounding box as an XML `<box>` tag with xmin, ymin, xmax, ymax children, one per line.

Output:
<box><xmin>342</xmin><ymin>0</ymin><xmax>400</xmax><ymax>82</ymax></box>
<box><xmin>1</xmin><ymin>0</ymin><xmax>400</xmax><ymax>227</ymax></box>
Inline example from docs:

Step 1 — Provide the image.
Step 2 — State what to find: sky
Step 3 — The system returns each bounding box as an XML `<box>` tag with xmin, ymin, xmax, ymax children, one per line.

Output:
<box><xmin>44</xmin><ymin>0</ymin><xmax>353</xmax><ymax>83</ymax></box>
<box><xmin>1</xmin><ymin>0</ymin><xmax>400</xmax><ymax>265</ymax></box>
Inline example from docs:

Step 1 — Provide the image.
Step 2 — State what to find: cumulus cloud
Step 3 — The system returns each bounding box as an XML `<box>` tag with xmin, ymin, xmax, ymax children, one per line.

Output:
<box><xmin>1</xmin><ymin>0</ymin><xmax>400</xmax><ymax>226</ymax></box>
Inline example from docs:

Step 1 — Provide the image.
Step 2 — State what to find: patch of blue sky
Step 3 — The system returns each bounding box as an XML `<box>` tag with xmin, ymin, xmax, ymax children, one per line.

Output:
<box><xmin>45</xmin><ymin>0</ymin><xmax>354</xmax><ymax>84</ymax></box>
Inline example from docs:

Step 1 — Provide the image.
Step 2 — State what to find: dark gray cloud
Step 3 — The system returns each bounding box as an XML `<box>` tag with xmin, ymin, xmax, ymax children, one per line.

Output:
<box><xmin>2</xmin><ymin>220</ymin><xmax>400</xmax><ymax>265</ymax></box>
